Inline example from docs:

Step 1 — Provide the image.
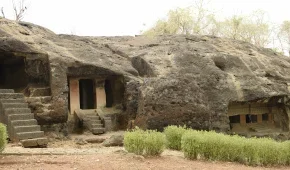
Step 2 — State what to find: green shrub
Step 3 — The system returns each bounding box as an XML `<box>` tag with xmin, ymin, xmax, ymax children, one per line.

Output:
<box><xmin>181</xmin><ymin>130</ymin><xmax>290</xmax><ymax>166</ymax></box>
<box><xmin>143</xmin><ymin>130</ymin><xmax>166</xmax><ymax>156</ymax></box>
<box><xmin>164</xmin><ymin>125</ymin><xmax>187</xmax><ymax>150</ymax></box>
<box><xmin>124</xmin><ymin>128</ymin><xmax>145</xmax><ymax>155</ymax></box>
<box><xmin>0</xmin><ymin>123</ymin><xmax>7</xmax><ymax>152</ymax></box>
<box><xmin>124</xmin><ymin>128</ymin><xmax>166</xmax><ymax>156</ymax></box>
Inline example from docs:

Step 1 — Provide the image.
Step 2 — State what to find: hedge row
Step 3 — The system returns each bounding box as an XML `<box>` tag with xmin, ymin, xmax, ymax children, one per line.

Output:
<box><xmin>125</xmin><ymin>125</ymin><xmax>290</xmax><ymax>166</ymax></box>
<box><xmin>181</xmin><ymin>130</ymin><xmax>290</xmax><ymax>166</ymax></box>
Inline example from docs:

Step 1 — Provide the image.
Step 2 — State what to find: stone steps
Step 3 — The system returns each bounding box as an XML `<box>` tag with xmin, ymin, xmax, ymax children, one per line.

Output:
<box><xmin>8</xmin><ymin>113</ymin><xmax>34</xmax><ymax>121</ymax></box>
<box><xmin>5</xmin><ymin>108</ymin><xmax>31</xmax><ymax>115</ymax></box>
<box><xmin>91</xmin><ymin>120</ymin><xmax>102</xmax><ymax>124</ymax></box>
<box><xmin>0</xmin><ymin>93</ymin><xmax>24</xmax><ymax>99</ymax></box>
<box><xmin>0</xmin><ymin>99</ymin><xmax>26</xmax><ymax>103</ymax></box>
<box><xmin>16</xmin><ymin>131</ymin><xmax>44</xmax><ymax>140</ymax></box>
<box><xmin>79</xmin><ymin>110</ymin><xmax>105</xmax><ymax>135</ymax></box>
<box><xmin>20</xmin><ymin>138</ymin><xmax>48</xmax><ymax>148</ymax></box>
<box><xmin>11</xmin><ymin>119</ymin><xmax>38</xmax><ymax>126</ymax></box>
<box><xmin>14</xmin><ymin>125</ymin><xmax>41</xmax><ymax>133</ymax></box>
<box><xmin>2</xmin><ymin>103</ymin><xmax>28</xmax><ymax>109</ymax></box>
<box><xmin>91</xmin><ymin>128</ymin><xmax>105</xmax><ymax>135</ymax></box>
<box><xmin>86</xmin><ymin>116</ymin><xmax>100</xmax><ymax>119</ymax></box>
<box><xmin>0</xmin><ymin>89</ymin><xmax>14</xmax><ymax>93</ymax></box>
<box><xmin>85</xmin><ymin>122</ymin><xmax>104</xmax><ymax>130</ymax></box>
<box><xmin>84</xmin><ymin>119</ymin><xmax>101</xmax><ymax>124</ymax></box>
<box><xmin>0</xmin><ymin>89</ymin><xmax>48</xmax><ymax>148</ymax></box>
<box><xmin>91</xmin><ymin>123</ymin><xmax>103</xmax><ymax>128</ymax></box>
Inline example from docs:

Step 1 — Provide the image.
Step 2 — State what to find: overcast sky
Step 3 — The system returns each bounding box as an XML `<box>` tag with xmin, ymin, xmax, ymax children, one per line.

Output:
<box><xmin>1</xmin><ymin>0</ymin><xmax>290</xmax><ymax>36</ymax></box>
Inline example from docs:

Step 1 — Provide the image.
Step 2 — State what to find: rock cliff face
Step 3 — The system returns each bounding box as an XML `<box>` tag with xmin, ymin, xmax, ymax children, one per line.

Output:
<box><xmin>131</xmin><ymin>36</ymin><xmax>290</xmax><ymax>131</ymax></box>
<box><xmin>0</xmin><ymin>18</ymin><xmax>289</xmax><ymax>131</ymax></box>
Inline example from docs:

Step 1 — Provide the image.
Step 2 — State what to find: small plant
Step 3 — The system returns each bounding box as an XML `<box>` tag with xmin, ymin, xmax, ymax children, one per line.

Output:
<box><xmin>164</xmin><ymin>125</ymin><xmax>187</xmax><ymax>150</ymax></box>
<box><xmin>124</xmin><ymin>128</ymin><xmax>145</xmax><ymax>155</ymax></box>
<box><xmin>0</xmin><ymin>123</ymin><xmax>7</xmax><ymax>152</ymax></box>
<box><xmin>143</xmin><ymin>130</ymin><xmax>166</xmax><ymax>156</ymax></box>
<box><xmin>124</xmin><ymin>128</ymin><xmax>166</xmax><ymax>156</ymax></box>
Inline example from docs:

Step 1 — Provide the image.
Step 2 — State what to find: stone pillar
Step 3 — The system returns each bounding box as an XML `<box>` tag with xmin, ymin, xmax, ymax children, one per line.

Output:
<box><xmin>95</xmin><ymin>79</ymin><xmax>106</xmax><ymax>108</ymax></box>
<box><xmin>268</xmin><ymin>113</ymin><xmax>274</xmax><ymax>124</ymax></box>
<box><xmin>69</xmin><ymin>78</ymin><xmax>80</xmax><ymax>114</ymax></box>
<box><xmin>240</xmin><ymin>115</ymin><xmax>246</xmax><ymax>124</ymax></box>
<box><xmin>257</xmin><ymin>114</ymin><xmax>263</xmax><ymax>123</ymax></box>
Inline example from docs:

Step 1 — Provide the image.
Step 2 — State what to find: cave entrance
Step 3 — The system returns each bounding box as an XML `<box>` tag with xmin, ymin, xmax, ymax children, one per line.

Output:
<box><xmin>68</xmin><ymin>76</ymin><xmax>124</xmax><ymax>114</ymax></box>
<box><xmin>105</xmin><ymin>79</ymin><xmax>113</xmax><ymax>107</ymax></box>
<box><xmin>228</xmin><ymin>99</ymin><xmax>289</xmax><ymax>135</ymax></box>
<box><xmin>79</xmin><ymin>79</ymin><xmax>95</xmax><ymax>109</ymax></box>
<box><xmin>0</xmin><ymin>54</ymin><xmax>28</xmax><ymax>91</ymax></box>
<box><xmin>96</xmin><ymin>77</ymin><xmax>124</xmax><ymax>109</ymax></box>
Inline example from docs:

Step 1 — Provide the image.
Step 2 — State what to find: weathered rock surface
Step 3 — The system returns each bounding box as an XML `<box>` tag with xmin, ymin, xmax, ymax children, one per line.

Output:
<box><xmin>85</xmin><ymin>137</ymin><xmax>107</xmax><ymax>143</ymax></box>
<box><xmin>0</xmin><ymin>18</ymin><xmax>289</xmax><ymax>131</ymax></box>
<box><xmin>74</xmin><ymin>138</ymin><xmax>88</xmax><ymax>145</ymax></box>
<box><xmin>102</xmin><ymin>134</ymin><xmax>124</xmax><ymax>147</ymax></box>
<box><xmin>133</xmin><ymin>36</ymin><xmax>290</xmax><ymax>131</ymax></box>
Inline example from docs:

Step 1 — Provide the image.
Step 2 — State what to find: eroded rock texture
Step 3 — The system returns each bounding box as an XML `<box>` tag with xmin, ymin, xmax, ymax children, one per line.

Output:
<box><xmin>132</xmin><ymin>36</ymin><xmax>290</xmax><ymax>131</ymax></box>
<box><xmin>0</xmin><ymin>18</ymin><xmax>289</xmax><ymax>131</ymax></box>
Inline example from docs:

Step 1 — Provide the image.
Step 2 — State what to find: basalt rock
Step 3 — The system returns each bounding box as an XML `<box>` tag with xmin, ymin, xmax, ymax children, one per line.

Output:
<box><xmin>133</xmin><ymin>36</ymin><xmax>290</xmax><ymax>131</ymax></box>
<box><xmin>0</xmin><ymin>18</ymin><xmax>289</xmax><ymax>132</ymax></box>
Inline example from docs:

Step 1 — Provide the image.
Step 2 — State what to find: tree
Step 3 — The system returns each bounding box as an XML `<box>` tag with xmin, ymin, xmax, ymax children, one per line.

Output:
<box><xmin>218</xmin><ymin>15</ymin><xmax>244</xmax><ymax>40</ymax></box>
<box><xmin>1</xmin><ymin>7</ymin><xmax>5</xmax><ymax>18</ymax></box>
<box><xmin>204</xmin><ymin>14</ymin><xmax>221</xmax><ymax>36</ymax></box>
<box><xmin>167</xmin><ymin>7</ymin><xmax>194</xmax><ymax>34</ymax></box>
<box><xmin>12</xmin><ymin>0</ymin><xmax>28</xmax><ymax>21</ymax></box>
<box><xmin>191</xmin><ymin>0</ymin><xmax>215</xmax><ymax>35</ymax></box>
<box><xmin>243</xmin><ymin>10</ymin><xmax>271</xmax><ymax>47</ymax></box>
<box><xmin>143</xmin><ymin>0</ymin><xmax>215</xmax><ymax>36</ymax></box>
<box><xmin>143</xmin><ymin>7</ymin><xmax>194</xmax><ymax>36</ymax></box>
<box><xmin>278</xmin><ymin>21</ymin><xmax>290</xmax><ymax>56</ymax></box>
<box><xmin>217</xmin><ymin>10</ymin><xmax>271</xmax><ymax>47</ymax></box>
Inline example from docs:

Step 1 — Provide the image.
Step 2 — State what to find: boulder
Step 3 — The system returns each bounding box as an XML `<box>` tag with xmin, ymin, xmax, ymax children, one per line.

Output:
<box><xmin>85</xmin><ymin>137</ymin><xmax>107</xmax><ymax>143</ymax></box>
<box><xmin>74</xmin><ymin>138</ymin><xmax>88</xmax><ymax>145</ymax></box>
<box><xmin>102</xmin><ymin>134</ymin><xmax>124</xmax><ymax>147</ymax></box>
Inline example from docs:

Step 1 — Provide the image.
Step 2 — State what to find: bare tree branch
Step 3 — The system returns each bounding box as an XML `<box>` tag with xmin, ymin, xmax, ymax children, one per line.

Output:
<box><xmin>1</xmin><ymin>7</ymin><xmax>5</xmax><ymax>18</ymax></box>
<box><xmin>12</xmin><ymin>0</ymin><xmax>27</xmax><ymax>21</ymax></box>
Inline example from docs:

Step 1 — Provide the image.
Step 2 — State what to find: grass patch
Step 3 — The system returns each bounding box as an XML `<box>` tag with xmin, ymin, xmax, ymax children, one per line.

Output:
<box><xmin>164</xmin><ymin>125</ymin><xmax>187</xmax><ymax>150</ymax></box>
<box><xmin>124</xmin><ymin>128</ymin><xmax>166</xmax><ymax>156</ymax></box>
<box><xmin>0</xmin><ymin>123</ymin><xmax>7</xmax><ymax>152</ymax></box>
<box><xmin>181</xmin><ymin>129</ymin><xmax>290</xmax><ymax>166</ymax></box>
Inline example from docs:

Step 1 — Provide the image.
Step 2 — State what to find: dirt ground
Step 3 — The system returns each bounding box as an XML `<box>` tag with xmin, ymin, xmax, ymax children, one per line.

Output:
<box><xmin>0</xmin><ymin>132</ymin><xmax>289</xmax><ymax>170</ymax></box>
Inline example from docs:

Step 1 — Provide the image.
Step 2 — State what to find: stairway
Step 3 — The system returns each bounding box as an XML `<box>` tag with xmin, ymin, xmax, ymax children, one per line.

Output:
<box><xmin>0</xmin><ymin>89</ymin><xmax>48</xmax><ymax>148</ymax></box>
<box><xmin>75</xmin><ymin>109</ymin><xmax>106</xmax><ymax>135</ymax></box>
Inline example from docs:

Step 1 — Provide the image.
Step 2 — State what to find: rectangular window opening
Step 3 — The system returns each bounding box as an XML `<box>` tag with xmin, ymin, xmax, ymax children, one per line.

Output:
<box><xmin>229</xmin><ymin>115</ymin><xmax>240</xmax><ymax>124</ymax></box>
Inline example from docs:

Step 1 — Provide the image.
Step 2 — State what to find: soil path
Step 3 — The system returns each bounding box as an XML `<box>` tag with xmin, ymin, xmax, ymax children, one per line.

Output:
<box><xmin>0</xmin><ymin>132</ymin><xmax>288</xmax><ymax>170</ymax></box>
<box><xmin>0</xmin><ymin>151</ymin><xmax>288</xmax><ymax>170</ymax></box>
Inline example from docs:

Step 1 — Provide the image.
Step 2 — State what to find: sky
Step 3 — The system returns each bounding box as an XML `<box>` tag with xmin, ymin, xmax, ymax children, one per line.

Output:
<box><xmin>1</xmin><ymin>0</ymin><xmax>290</xmax><ymax>36</ymax></box>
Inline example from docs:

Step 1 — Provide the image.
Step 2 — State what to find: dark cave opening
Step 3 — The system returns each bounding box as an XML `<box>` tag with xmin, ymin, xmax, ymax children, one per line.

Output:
<box><xmin>104</xmin><ymin>77</ymin><xmax>125</xmax><ymax>108</ymax></box>
<box><xmin>105</xmin><ymin>79</ymin><xmax>113</xmax><ymax>107</ymax></box>
<box><xmin>79</xmin><ymin>79</ymin><xmax>95</xmax><ymax>109</ymax></box>
<box><xmin>0</xmin><ymin>54</ymin><xmax>28</xmax><ymax>90</ymax></box>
